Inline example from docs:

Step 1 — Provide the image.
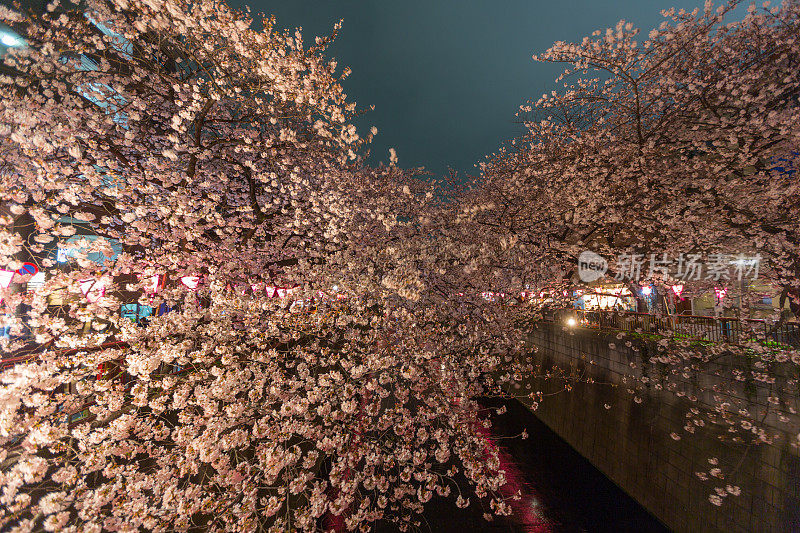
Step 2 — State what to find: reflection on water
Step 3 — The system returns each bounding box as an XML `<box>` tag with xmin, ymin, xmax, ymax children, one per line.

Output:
<box><xmin>376</xmin><ymin>398</ymin><xmax>669</xmax><ymax>532</ymax></box>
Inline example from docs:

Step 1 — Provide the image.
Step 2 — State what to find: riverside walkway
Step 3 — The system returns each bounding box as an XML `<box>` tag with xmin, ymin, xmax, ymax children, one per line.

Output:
<box><xmin>548</xmin><ymin>308</ymin><xmax>800</xmax><ymax>347</ymax></box>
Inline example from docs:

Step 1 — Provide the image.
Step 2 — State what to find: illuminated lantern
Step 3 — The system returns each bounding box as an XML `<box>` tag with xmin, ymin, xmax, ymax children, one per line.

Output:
<box><xmin>180</xmin><ymin>276</ymin><xmax>201</xmax><ymax>290</ymax></box>
<box><xmin>80</xmin><ymin>278</ymin><xmax>106</xmax><ymax>303</ymax></box>
<box><xmin>0</xmin><ymin>270</ymin><xmax>14</xmax><ymax>289</ymax></box>
<box><xmin>143</xmin><ymin>274</ymin><xmax>160</xmax><ymax>294</ymax></box>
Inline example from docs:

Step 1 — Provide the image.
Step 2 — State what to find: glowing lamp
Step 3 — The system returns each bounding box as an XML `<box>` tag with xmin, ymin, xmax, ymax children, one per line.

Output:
<box><xmin>143</xmin><ymin>274</ymin><xmax>160</xmax><ymax>294</ymax></box>
<box><xmin>566</xmin><ymin>317</ymin><xmax>577</xmax><ymax>327</ymax></box>
<box><xmin>180</xmin><ymin>276</ymin><xmax>201</xmax><ymax>290</ymax></box>
<box><xmin>0</xmin><ymin>32</ymin><xmax>24</xmax><ymax>48</ymax></box>
<box><xmin>0</xmin><ymin>270</ymin><xmax>14</xmax><ymax>289</ymax></box>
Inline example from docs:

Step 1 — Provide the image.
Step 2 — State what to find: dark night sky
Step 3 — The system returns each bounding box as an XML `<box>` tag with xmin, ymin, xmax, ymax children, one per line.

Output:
<box><xmin>231</xmin><ymin>0</ymin><xmax>711</xmax><ymax>181</ymax></box>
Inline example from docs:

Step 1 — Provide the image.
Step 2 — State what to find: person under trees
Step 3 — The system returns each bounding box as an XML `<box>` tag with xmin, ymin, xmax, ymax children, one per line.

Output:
<box><xmin>0</xmin><ymin>0</ymin><xmax>537</xmax><ymax>531</ymax></box>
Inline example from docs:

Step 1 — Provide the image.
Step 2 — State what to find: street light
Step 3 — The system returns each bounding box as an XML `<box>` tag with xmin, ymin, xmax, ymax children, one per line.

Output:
<box><xmin>0</xmin><ymin>30</ymin><xmax>25</xmax><ymax>48</ymax></box>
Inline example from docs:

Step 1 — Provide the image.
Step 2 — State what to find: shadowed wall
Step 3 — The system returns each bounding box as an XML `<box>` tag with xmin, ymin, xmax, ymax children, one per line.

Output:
<box><xmin>518</xmin><ymin>323</ymin><xmax>800</xmax><ymax>533</ymax></box>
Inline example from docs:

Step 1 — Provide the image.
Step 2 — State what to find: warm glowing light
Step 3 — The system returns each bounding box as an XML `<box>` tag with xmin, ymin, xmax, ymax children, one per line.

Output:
<box><xmin>579</xmin><ymin>285</ymin><xmax>632</xmax><ymax>310</ymax></box>
<box><xmin>144</xmin><ymin>274</ymin><xmax>160</xmax><ymax>294</ymax></box>
<box><xmin>566</xmin><ymin>317</ymin><xmax>577</xmax><ymax>327</ymax></box>
<box><xmin>641</xmin><ymin>286</ymin><xmax>652</xmax><ymax>296</ymax></box>
<box><xmin>671</xmin><ymin>284</ymin><xmax>684</xmax><ymax>297</ymax></box>
<box><xmin>0</xmin><ymin>270</ymin><xmax>14</xmax><ymax>289</ymax></box>
<box><xmin>180</xmin><ymin>276</ymin><xmax>201</xmax><ymax>290</ymax></box>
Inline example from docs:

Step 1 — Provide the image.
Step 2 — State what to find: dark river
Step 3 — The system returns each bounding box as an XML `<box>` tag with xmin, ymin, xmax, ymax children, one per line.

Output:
<box><xmin>376</xmin><ymin>398</ymin><xmax>669</xmax><ymax>533</ymax></box>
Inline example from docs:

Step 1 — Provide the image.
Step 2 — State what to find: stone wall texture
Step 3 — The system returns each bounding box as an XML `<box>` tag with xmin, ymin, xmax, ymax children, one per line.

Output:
<box><xmin>521</xmin><ymin>322</ymin><xmax>800</xmax><ymax>533</ymax></box>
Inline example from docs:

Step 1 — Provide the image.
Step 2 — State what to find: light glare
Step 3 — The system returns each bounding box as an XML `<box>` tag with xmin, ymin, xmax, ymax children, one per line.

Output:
<box><xmin>0</xmin><ymin>32</ymin><xmax>23</xmax><ymax>47</ymax></box>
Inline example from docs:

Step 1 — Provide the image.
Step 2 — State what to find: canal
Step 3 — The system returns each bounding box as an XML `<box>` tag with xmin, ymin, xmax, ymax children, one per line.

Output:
<box><xmin>376</xmin><ymin>398</ymin><xmax>669</xmax><ymax>532</ymax></box>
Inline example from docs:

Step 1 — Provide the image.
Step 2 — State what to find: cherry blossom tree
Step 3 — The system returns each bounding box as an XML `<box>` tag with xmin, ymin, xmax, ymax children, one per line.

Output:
<box><xmin>480</xmin><ymin>0</ymin><xmax>800</xmax><ymax>304</ymax></box>
<box><xmin>0</xmin><ymin>1</ymin><xmax>537</xmax><ymax>531</ymax></box>
<box><xmin>474</xmin><ymin>0</ymin><xmax>800</xmax><ymax>505</ymax></box>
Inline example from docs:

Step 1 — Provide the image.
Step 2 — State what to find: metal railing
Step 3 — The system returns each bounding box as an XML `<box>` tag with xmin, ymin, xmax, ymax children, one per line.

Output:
<box><xmin>548</xmin><ymin>308</ymin><xmax>800</xmax><ymax>348</ymax></box>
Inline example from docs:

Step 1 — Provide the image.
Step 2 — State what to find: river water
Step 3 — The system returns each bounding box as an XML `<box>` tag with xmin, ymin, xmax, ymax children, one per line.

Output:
<box><xmin>376</xmin><ymin>398</ymin><xmax>669</xmax><ymax>532</ymax></box>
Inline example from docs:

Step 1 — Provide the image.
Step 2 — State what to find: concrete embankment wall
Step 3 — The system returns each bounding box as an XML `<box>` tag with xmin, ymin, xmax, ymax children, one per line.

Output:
<box><xmin>518</xmin><ymin>322</ymin><xmax>800</xmax><ymax>533</ymax></box>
